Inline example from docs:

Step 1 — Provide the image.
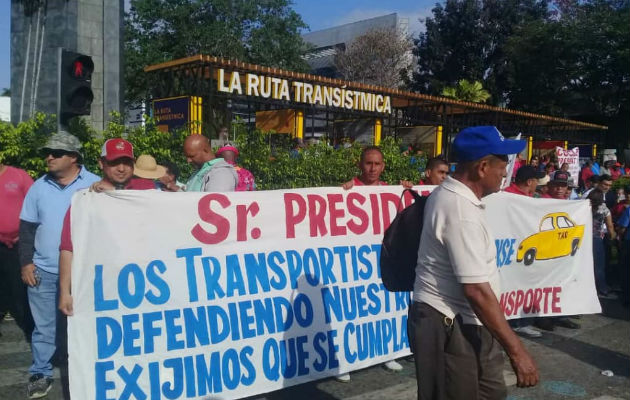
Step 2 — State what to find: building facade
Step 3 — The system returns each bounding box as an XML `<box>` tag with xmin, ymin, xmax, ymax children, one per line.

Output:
<box><xmin>302</xmin><ymin>13</ymin><xmax>408</xmax><ymax>79</ymax></box>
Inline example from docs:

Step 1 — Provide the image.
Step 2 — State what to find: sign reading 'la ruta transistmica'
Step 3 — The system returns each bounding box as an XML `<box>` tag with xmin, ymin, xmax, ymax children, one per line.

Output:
<box><xmin>217</xmin><ymin>68</ymin><xmax>393</xmax><ymax>114</ymax></box>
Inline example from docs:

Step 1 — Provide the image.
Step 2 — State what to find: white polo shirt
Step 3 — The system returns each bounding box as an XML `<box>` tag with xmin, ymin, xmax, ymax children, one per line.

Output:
<box><xmin>413</xmin><ymin>176</ymin><xmax>500</xmax><ymax>325</ymax></box>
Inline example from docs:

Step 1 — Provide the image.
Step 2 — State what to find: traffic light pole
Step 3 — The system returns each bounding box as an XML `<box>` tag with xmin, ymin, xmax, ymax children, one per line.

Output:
<box><xmin>56</xmin><ymin>47</ymin><xmax>62</xmax><ymax>134</ymax></box>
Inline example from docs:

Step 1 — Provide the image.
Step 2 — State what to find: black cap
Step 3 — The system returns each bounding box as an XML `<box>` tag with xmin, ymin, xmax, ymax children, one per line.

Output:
<box><xmin>515</xmin><ymin>166</ymin><xmax>546</xmax><ymax>183</ymax></box>
<box><xmin>551</xmin><ymin>171</ymin><xmax>570</xmax><ymax>185</ymax></box>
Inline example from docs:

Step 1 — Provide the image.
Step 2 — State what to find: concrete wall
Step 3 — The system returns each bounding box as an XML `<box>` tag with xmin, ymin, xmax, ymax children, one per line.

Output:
<box><xmin>11</xmin><ymin>0</ymin><xmax>123</xmax><ymax>131</ymax></box>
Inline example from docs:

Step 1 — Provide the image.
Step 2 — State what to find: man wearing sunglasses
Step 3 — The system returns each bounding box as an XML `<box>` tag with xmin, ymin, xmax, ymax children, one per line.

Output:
<box><xmin>18</xmin><ymin>131</ymin><xmax>100</xmax><ymax>399</ymax></box>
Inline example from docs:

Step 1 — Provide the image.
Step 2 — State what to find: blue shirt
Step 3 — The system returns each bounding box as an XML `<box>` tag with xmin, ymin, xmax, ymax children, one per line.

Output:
<box><xmin>618</xmin><ymin>207</ymin><xmax>630</xmax><ymax>241</ymax></box>
<box><xmin>20</xmin><ymin>166</ymin><xmax>100</xmax><ymax>273</ymax></box>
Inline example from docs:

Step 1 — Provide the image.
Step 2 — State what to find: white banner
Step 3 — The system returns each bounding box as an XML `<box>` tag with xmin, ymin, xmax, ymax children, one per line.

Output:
<box><xmin>68</xmin><ymin>187</ymin><xmax>600</xmax><ymax>400</ymax></box>
<box><xmin>487</xmin><ymin>192</ymin><xmax>600</xmax><ymax>318</ymax></box>
<box><xmin>555</xmin><ymin>146</ymin><xmax>580</xmax><ymax>181</ymax></box>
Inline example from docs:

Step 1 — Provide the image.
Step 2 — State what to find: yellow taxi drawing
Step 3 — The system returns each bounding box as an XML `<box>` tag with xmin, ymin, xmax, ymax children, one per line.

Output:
<box><xmin>516</xmin><ymin>212</ymin><xmax>585</xmax><ymax>266</ymax></box>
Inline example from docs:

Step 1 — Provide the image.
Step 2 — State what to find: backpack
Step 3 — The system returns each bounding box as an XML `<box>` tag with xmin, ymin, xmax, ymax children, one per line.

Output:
<box><xmin>380</xmin><ymin>189</ymin><xmax>428</xmax><ymax>292</ymax></box>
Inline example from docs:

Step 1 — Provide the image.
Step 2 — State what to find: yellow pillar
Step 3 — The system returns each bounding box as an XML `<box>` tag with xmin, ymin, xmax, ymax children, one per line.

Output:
<box><xmin>592</xmin><ymin>144</ymin><xmax>597</xmax><ymax>158</ymax></box>
<box><xmin>527</xmin><ymin>136</ymin><xmax>533</xmax><ymax>161</ymax></box>
<box><xmin>564</xmin><ymin>140</ymin><xmax>568</xmax><ymax>150</ymax></box>
<box><xmin>434</xmin><ymin>125</ymin><xmax>443</xmax><ymax>156</ymax></box>
<box><xmin>189</xmin><ymin>96</ymin><xmax>202</xmax><ymax>135</ymax></box>
<box><xmin>374</xmin><ymin>119</ymin><xmax>382</xmax><ymax>145</ymax></box>
<box><xmin>295</xmin><ymin>110</ymin><xmax>304</xmax><ymax>139</ymax></box>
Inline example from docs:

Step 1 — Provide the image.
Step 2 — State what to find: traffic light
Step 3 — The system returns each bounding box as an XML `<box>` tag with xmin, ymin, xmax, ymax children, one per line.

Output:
<box><xmin>58</xmin><ymin>49</ymin><xmax>94</xmax><ymax>124</ymax></box>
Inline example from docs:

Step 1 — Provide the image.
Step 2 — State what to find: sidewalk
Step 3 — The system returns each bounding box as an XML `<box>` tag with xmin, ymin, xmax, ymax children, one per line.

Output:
<box><xmin>1</xmin><ymin>300</ymin><xmax>627</xmax><ymax>400</ymax></box>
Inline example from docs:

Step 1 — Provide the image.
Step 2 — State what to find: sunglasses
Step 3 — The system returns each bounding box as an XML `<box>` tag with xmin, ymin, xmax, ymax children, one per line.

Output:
<box><xmin>43</xmin><ymin>149</ymin><xmax>73</xmax><ymax>158</ymax></box>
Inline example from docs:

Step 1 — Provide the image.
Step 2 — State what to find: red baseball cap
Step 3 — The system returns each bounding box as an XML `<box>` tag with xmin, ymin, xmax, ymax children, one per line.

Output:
<box><xmin>101</xmin><ymin>138</ymin><xmax>134</xmax><ymax>161</ymax></box>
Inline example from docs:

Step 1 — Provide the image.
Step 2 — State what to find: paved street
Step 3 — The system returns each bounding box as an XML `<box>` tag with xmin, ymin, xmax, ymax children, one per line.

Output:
<box><xmin>1</xmin><ymin>300</ymin><xmax>628</xmax><ymax>400</ymax></box>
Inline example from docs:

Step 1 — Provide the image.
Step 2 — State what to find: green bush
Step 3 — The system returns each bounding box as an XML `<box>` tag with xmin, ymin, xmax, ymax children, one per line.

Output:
<box><xmin>0</xmin><ymin>113</ymin><xmax>56</xmax><ymax>178</ymax></box>
<box><xmin>612</xmin><ymin>176</ymin><xmax>630</xmax><ymax>190</ymax></box>
<box><xmin>0</xmin><ymin>113</ymin><xmax>427</xmax><ymax>188</ymax></box>
<box><xmin>236</xmin><ymin>129</ymin><xmax>425</xmax><ymax>190</ymax></box>
<box><xmin>0</xmin><ymin>112</ymin><xmax>192</xmax><ymax>180</ymax></box>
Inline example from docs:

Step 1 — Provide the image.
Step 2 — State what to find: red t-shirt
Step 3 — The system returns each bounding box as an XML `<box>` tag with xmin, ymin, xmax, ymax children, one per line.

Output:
<box><xmin>580</xmin><ymin>167</ymin><xmax>594</xmax><ymax>185</ymax></box>
<box><xmin>352</xmin><ymin>176</ymin><xmax>387</xmax><ymax>186</ymax></box>
<box><xmin>127</xmin><ymin>178</ymin><xmax>157</xmax><ymax>190</ymax></box>
<box><xmin>504</xmin><ymin>183</ymin><xmax>531</xmax><ymax>197</ymax></box>
<box><xmin>59</xmin><ymin>179</ymin><xmax>155</xmax><ymax>252</ymax></box>
<box><xmin>0</xmin><ymin>166</ymin><xmax>34</xmax><ymax>247</ymax></box>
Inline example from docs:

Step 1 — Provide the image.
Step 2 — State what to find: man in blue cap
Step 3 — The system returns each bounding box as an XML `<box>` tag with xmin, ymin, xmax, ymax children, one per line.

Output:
<box><xmin>408</xmin><ymin>126</ymin><xmax>538</xmax><ymax>399</ymax></box>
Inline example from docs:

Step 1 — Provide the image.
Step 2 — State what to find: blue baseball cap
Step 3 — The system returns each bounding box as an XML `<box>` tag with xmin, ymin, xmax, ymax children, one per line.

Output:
<box><xmin>453</xmin><ymin>126</ymin><xmax>526</xmax><ymax>162</ymax></box>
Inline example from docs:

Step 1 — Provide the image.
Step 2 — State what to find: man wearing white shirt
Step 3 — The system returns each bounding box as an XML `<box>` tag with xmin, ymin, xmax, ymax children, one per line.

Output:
<box><xmin>408</xmin><ymin>126</ymin><xmax>538</xmax><ymax>400</ymax></box>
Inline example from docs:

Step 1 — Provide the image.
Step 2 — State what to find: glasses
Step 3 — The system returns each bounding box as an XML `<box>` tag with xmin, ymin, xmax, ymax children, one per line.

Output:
<box><xmin>43</xmin><ymin>149</ymin><xmax>72</xmax><ymax>158</ymax></box>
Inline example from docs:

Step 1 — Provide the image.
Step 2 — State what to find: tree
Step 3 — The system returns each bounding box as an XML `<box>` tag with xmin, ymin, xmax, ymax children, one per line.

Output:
<box><xmin>504</xmin><ymin>0</ymin><xmax>629</xmax><ymax>145</ymax></box>
<box><xmin>441</xmin><ymin>79</ymin><xmax>491</xmax><ymax>103</ymax></box>
<box><xmin>334</xmin><ymin>27</ymin><xmax>413</xmax><ymax>89</ymax></box>
<box><xmin>124</xmin><ymin>0</ymin><xmax>311</xmax><ymax>104</ymax></box>
<box><xmin>1</xmin><ymin>88</ymin><xmax>10</xmax><ymax>97</ymax></box>
<box><xmin>409</xmin><ymin>0</ymin><xmax>548</xmax><ymax>103</ymax></box>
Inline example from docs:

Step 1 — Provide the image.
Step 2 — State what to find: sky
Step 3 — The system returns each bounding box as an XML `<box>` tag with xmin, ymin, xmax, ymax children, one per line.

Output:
<box><xmin>0</xmin><ymin>0</ymin><xmax>434</xmax><ymax>91</ymax></box>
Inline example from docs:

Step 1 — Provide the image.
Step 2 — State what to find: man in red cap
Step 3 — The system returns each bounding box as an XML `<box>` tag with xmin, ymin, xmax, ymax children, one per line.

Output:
<box><xmin>216</xmin><ymin>144</ymin><xmax>256</xmax><ymax>191</ymax></box>
<box><xmin>57</xmin><ymin>138</ymin><xmax>154</xmax><ymax>398</ymax></box>
<box><xmin>90</xmin><ymin>138</ymin><xmax>156</xmax><ymax>191</ymax></box>
<box><xmin>60</xmin><ymin>137</ymin><xmax>155</xmax><ymax>314</ymax></box>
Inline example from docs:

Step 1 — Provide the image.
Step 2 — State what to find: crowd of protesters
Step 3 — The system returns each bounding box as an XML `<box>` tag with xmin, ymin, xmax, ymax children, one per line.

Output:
<box><xmin>0</xmin><ymin>131</ymin><xmax>258</xmax><ymax>399</ymax></box>
<box><xmin>0</xmin><ymin>127</ymin><xmax>628</xmax><ymax>399</ymax></box>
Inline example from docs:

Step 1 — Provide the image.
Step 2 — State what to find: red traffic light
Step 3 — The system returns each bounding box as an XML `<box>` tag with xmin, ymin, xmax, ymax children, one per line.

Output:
<box><xmin>59</xmin><ymin>50</ymin><xmax>95</xmax><ymax>121</ymax></box>
<box><xmin>68</xmin><ymin>55</ymin><xmax>94</xmax><ymax>81</ymax></box>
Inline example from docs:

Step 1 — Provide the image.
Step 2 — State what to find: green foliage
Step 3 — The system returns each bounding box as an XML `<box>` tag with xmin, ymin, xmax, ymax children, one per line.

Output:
<box><xmin>441</xmin><ymin>79</ymin><xmax>491</xmax><ymax>103</ymax></box>
<box><xmin>505</xmin><ymin>0</ymin><xmax>630</xmax><ymax>118</ymax></box>
<box><xmin>410</xmin><ymin>0</ymin><xmax>548</xmax><ymax>102</ymax></box>
<box><xmin>2</xmin><ymin>114</ymin><xmax>425</xmax><ymax>189</ymax></box>
<box><xmin>0</xmin><ymin>113</ymin><xmax>56</xmax><ymax>178</ymax></box>
<box><xmin>612</xmin><ymin>176</ymin><xmax>630</xmax><ymax>190</ymax></box>
<box><xmin>124</xmin><ymin>0</ymin><xmax>311</xmax><ymax>103</ymax></box>
<box><xmin>236</xmin><ymin>130</ymin><xmax>424</xmax><ymax>190</ymax></box>
<box><xmin>0</xmin><ymin>112</ymin><xmax>193</xmax><ymax>180</ymax></box>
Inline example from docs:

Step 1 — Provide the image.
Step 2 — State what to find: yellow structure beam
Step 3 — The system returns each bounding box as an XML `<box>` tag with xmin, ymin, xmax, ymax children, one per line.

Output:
<box><xmin>435</xmin><ymin>126</ymin><xmax>443</xmax><ymax>156</ymax></box>
<box><xmin>189</xmin><ymin>96</ymin><xmax>202</xmax><ymax>135</ymax></box>
<box><xmin>374</xmin><ymin>119</ymin><xmax>382</xmax><ymax>145</ymax></box>
<box><xmin>295</xmin><ymin>110</ymin><xmax>304</xmax><ymax>139</ymax></box>
<box><xmin>527</xmin><ymin>136</ymin><xmax>533</xmax><ymax>161</ymax></box>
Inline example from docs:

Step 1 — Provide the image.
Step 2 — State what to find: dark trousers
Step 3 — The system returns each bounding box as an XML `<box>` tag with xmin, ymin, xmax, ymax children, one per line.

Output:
<box><xmin>408</xmin><ymin>302</ymin><xmax>507</xmax><ymax>400</ymax></box>
<box><xmin>604</xmin><ymin>236</ymin><xmax>615</xmax><ymax>286</ymax></box>
<box><xmin>0</xmin><ymin>243</ymin><xmax>34</xmax><ymax>340</ymax></box>
<box><xmin>56</xmin><ymin>313</ymin><xmax>70</xmax><ymax>400</ymax></box>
